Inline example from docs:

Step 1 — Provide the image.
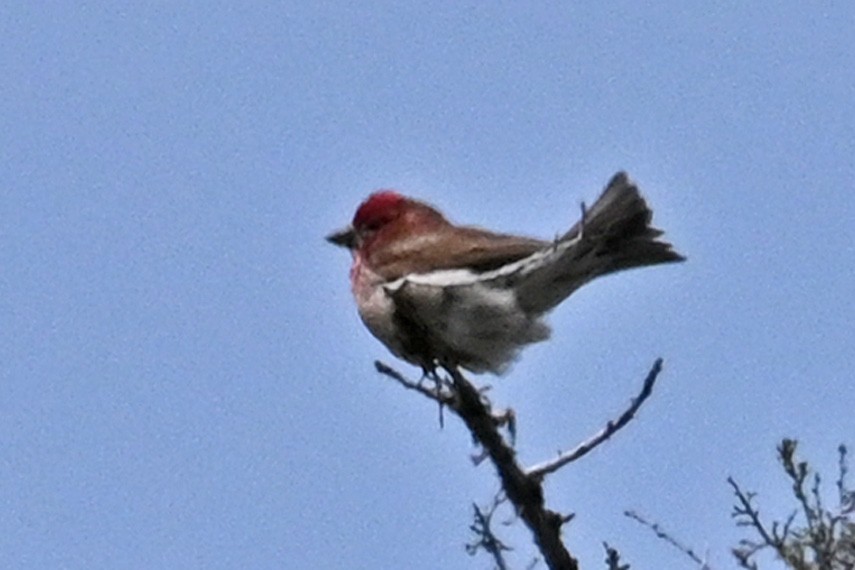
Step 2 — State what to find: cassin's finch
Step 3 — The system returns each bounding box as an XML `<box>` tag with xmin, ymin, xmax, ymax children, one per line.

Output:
<box><xmin>328</xmin><ymin>172</ymin><xmax>684</xmax><ymax>375</ymax></box>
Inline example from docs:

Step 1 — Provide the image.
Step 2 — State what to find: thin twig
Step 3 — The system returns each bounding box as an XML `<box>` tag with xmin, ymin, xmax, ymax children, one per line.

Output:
<box><xmin>603</xmin><ymin>542</ymin><xmax>630</xmax><ymax>570</ymax></box>
<box><xmin>728</xmin><ymin>475</ymin><xmax>813</xmax><ymax>570</ymax></box>
<box><xmin>526</xmin><ymin>359</ymin><xmax>663</xmax><ymax>480</ymax></box>
<box><xmin>624</xmin><ymin>510</ymin><xmax>710</xmax><ymax>568</ymax></box>
<box><xmin>838</xmin><ymin>445</ymin><xmax>854</xmax><ymax>514</ymax></box>
<box><xmin>728</xmin><ymin>441</ymin><xmax>855</xmax><ymax>570</ymax></box>
<box><xmin>728</xmin><ymin>477</ymin><xmax>778</xmax><ymax>548</ymax></box>
<box><xmin>780</xmin><ymin>439</ymin><xmax>818</xmax><ymax>530</ymax></box>
<box><xmin>466</xmin><ymin>495</ymin><xmax>512</xmax><ymax>570</ymax></box>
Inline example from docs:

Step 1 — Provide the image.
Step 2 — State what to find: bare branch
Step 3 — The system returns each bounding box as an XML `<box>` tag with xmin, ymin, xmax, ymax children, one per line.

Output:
<box><xmin>526</xmin><ymin>359</ymin><xmax>663</xmax><ymax>480</ymax></box>
<box><xmin>375</xmin><ymin>360</ymin><xmax>580</xmax><ymax>568</ymax></box>
<box><xmin>374</xmin><ymin>359</ymin><xmax>670</xmax><ymax>570</ymax></box>
<box><xmin>729</xmin><ymin>476</ymin><xmax>780</xmax><ymax>550</ymax></box>
<box><xmin>444</xmin><ymin>365</ymin><xmax>579</xmax><ymax>570</ymax></box>
<box><xmin>624</xmin><ymin>510</ymin><xmax>711</xmax><ymax>569</ymax></box>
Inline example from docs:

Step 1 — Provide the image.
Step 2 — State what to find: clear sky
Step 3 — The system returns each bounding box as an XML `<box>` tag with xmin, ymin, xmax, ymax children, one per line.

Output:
<box><xmin>1</xmin><ymin>3</ymin><xmax>853</xmax><ymax>569</ymax></box>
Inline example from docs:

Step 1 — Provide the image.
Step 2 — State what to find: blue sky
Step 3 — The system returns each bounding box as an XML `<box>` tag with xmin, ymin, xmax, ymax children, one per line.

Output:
<box><xmin>1</xmin><ymin>3</ymin><xmax>853</xmax><ymax>569</ymax></box>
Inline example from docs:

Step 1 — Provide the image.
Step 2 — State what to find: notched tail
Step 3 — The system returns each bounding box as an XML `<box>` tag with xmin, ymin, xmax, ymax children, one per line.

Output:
<box><xmin>565</xmin><ymin>171</ymin><xmax>685</xmax><ymax>271</ymax></box>
<box><xmin>516</xmin><ymin>172</ymin><xmax>685</xmax><ymax>314</ymax></box>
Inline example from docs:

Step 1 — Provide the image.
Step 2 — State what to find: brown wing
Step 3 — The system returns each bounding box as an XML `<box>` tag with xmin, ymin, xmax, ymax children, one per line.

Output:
<box><xmin>368</xmin><ymin>225</ymin><xmax>548</xmax><ymax>280</ymax></box>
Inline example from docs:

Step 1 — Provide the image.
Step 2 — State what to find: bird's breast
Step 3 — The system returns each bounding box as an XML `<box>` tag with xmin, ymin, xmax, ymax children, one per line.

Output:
<box><xmin>350</xmin><ymin>257</ymin><xmax>405</xmax><ymax>358</ymax></box>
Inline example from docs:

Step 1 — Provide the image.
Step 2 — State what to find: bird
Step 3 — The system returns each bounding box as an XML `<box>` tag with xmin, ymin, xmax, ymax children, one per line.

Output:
<box><xmin>327</xmin><ymin>172</ymin><xmax>684</xmax><ymax>375</ymax></box>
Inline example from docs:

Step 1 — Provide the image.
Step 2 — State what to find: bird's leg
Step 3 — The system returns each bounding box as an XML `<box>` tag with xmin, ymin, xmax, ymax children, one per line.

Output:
<box><xmin>416</xmin><ymin>366</ymin><xmax>432</xmax><ymax>388</ymax></box>
<box><xmin>420</xmin><ymin>362</ymin><xmax>446</xmax><ymax>428</ymax></box>
<box><xmin>420</xmin><ymin>362</ymin><xmax>443</xmax><ymax>392</ymax></box>
<box><xmin>578</xmin><ymin>200</ymin><xmax>587</xmax><ymax>241</ymax></box>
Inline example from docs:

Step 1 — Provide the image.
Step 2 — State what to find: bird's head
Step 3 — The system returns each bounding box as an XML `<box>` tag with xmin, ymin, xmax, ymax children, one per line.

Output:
<box><xmin>326</xmin><ymin>190</ymin><xmax>446</xmax><ymax>253</ymax></box>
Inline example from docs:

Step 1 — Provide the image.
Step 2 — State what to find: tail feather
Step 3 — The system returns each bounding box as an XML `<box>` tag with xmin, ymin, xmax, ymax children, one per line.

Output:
<box><xmin>515</xmin><ymin>172</ymin><xmax>684</xmax><ymax>314</ymax></box>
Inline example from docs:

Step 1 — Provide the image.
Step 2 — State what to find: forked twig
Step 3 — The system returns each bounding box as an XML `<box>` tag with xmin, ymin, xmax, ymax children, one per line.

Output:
<box><xmin>374</xmin><ymin>358</ymin><xmax>668</xmax><ymax>570</ymax></box>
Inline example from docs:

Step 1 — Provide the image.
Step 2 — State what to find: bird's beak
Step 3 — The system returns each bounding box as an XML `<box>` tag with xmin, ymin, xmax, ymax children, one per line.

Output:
<box><xmin>326</xmin><ymin>226</ymin><xmax>356</xmax><ymax>249</ymax></box>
